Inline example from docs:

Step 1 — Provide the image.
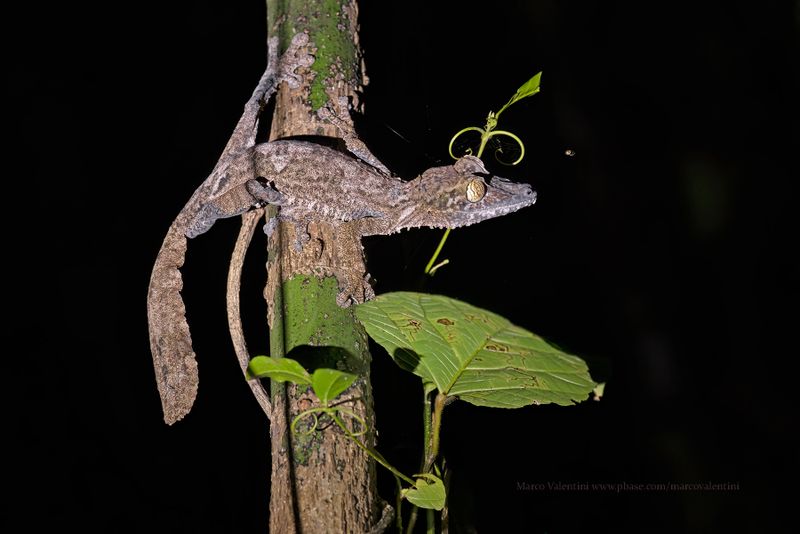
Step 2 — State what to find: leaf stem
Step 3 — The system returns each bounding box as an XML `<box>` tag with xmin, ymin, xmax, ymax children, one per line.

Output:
<box><xmin>418</xmin><ymin>392</ymin><xmax>448</xmax><ymax>534</ymax></box>
<box><xmin>395</xmin><ymin>476</ymin><xmax>404</xmax><ymax>533</ymax></box>
<box><xmin>407</xmin><ymin>385</ymin><xmax>434</xmax><ymax>534</ymax></box>
<box><xmin>406</xmin><ymin>503</ymin><xmax>419</xmax><ymax>534</ymax></box>
<box><xmin>427</xmin><ymin>120</ymin><xmax>496</xmax><ymax>276</ymax></box>
<box><xmin>422</xmin><ymin>387</ymin><xmax>433</xmax><ymax>470</ymax></box>
<box><xmin>427</xmin><ymin>259</ymin><xmax>450</xmax><ymax>276</ymax></box>
<box><xmin>423</xmin><ymin>228</ymin><xmax>451</xmax><ymax>275</ymax></box>
<box><xmin>424</xmin><ymin>393</ymin><xmax>448</xmax><ymax>472</ymax></box>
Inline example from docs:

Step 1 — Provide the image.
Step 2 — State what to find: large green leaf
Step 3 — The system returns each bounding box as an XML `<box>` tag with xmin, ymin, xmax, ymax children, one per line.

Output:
<box><xmin>356</xmin><ymin>292</ymin><xmax>596</xmax><ymax>408</ymax></box>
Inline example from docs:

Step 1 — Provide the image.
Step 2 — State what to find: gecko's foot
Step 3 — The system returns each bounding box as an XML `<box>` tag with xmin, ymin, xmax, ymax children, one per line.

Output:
<box><xmin>262</xmin><ymin>216</ymin><xmax>279</xmax><ymax>237</ymax></box>
<box><xmin>278</xmin><ymin>33</ymin><xmax>315</xmax><ymax>89</ymax></box>
<box><xmin>362</xmin><ymin>274</ymin><xmax>376</xmax><ymax>301</ymax></box>
<box><xmin>335</xmin><ymin>274</ymin><xmax>376</xmax><ymax>308</ymax></box>
<box><xmin>336</xmin><ymin>291</ymin><xmax>356</xmax><ymax>308</ymax></box>
<box><xmin>186</xmin><ymin>203</ymin><xmax>224</xmax><ymax>239</ymax></box>
<box><xmin>292</xmin><ymin>238</ymin><xmax>304</xmax><ymax>253</ymax></box>
<box><xmin>292</xmin><ymin>228</ymin><xmax>312</xmax><ymax>253</ymax></box>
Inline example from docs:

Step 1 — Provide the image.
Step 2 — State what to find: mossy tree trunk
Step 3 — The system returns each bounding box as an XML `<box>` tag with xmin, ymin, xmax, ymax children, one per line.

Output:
<box><xmin>263</xmin><ymin>1</ymin><xmax>382</xmax><ymax>532</ymax></box>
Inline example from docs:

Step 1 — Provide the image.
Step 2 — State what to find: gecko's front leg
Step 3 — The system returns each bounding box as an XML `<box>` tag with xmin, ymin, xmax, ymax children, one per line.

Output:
<box><xmin>330</xmin><ymin>221</ymin><xmax>375</xmax><ymax>307</ymax></box>
<box><xmin>185</xmin><ymin>176</ymin><xmax>283</xmax><ymax>238</ymax></box>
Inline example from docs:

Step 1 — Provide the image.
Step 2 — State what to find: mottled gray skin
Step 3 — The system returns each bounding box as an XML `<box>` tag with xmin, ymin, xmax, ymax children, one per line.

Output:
<box><xmin>189</xmin><ymin>140</ymin><xmax>537</xmax><ymax>240</ymax></box>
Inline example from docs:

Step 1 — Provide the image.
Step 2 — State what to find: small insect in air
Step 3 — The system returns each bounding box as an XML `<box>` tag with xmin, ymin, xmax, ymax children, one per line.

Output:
<box><xmin>564</xmin><ymin>149</ymin><xmax>576</xmax><ymax>157</ymax></box>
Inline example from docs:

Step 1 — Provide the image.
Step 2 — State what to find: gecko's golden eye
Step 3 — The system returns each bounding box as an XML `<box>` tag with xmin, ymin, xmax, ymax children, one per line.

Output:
<box><xmin>466</xmin><ymin>178</ymin><xmax>486</xmax><ymax>202</ymax></box>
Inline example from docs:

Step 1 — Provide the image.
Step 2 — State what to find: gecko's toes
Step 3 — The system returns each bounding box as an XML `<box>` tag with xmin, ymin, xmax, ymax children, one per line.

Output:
<box><xmin>290</xmin><ymin>32</ymin><xmax>309</xmax><ymax>48</ymax></box>
<box><xmin>262</xmin><ymin>217</ymin><xmax>279</xmax><ymax>237</ymax></box>
<box><xmin>336</xmin><ymin>292</ymin><xmax>355</xmax><ymax>308</ymax></box>
<box><xmin>280</xmin><ymin>33</ymin><xmax>315</xmax><ymax>89</ymax></box>
<box><xmin>335</xmin><ymin>275</ymin><xmax>375</xmax><ymax>308</ymax></box>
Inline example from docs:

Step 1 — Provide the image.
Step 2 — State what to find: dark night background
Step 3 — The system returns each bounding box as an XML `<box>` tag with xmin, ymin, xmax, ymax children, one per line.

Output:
<box><xmin>5</xmin><ymin>1</ymin><xmax>798</xmax><ymax>532</ymax></box>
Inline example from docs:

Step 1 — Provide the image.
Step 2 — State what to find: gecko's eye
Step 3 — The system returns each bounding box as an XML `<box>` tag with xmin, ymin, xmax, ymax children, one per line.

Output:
<box><xmin>466</xmin><ymin>178</ymin><xmax>486</xmax><ymax>202</ymax></box>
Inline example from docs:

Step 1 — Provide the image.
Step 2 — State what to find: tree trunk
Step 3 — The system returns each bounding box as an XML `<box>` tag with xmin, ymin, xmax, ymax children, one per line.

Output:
<box><xmin>263</xmin><ymin>1</ymin><xmax>381</xmax><ymax>532</ymax></box>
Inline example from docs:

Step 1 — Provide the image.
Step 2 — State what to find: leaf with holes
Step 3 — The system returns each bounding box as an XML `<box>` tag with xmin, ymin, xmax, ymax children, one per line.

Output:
<box><xmin>356</xmin><ymin>292</ymin><xmax>596</xmax><ymax>408</ymax></box>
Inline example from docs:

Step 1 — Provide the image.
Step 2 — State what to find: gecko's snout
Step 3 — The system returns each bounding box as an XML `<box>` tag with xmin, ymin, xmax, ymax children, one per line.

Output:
<box><xmin>490</xmin><ymin>177</ymin><xmax>537</xmax><ymax>205</ymax></box>
<box><xmin>517</xmin><ymin>184</ymin><xmax>537</xmax><ymax>206</ymax></box>
<box><xmin>523</xmin><ymin>185</ymin><xmax>536</xmax><ymax>201</ymax></box>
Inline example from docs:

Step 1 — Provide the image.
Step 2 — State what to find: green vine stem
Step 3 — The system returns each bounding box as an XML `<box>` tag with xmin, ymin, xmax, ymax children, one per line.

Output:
<box><xmin>395</xmin><ymin>476</ymin><xmax>404</xmax><ymax>533</ymax></box>
<box><xmin>291</xmin><ymin>406</ymin><xmax>367</xmax><ymax>436</ymax></box>
<box><xmin>485</xmin><ymin>130</ymin><xmax>525</xmax><ymax>166</ymax></box>
<box><xmin>425</xmin><ymin>127</ymin><xmax>527</xmax><ymax>275</ymax></box>
<box><xmin>423</xmin><ymin>230</ymin><xmax>452</xmax><ymax>275</ymax></box>
<box><xmin>427</xmin><ymin>507</ymin><xmax>435</xmax><ymax>534</ymax></box>
<box><xmin>407</xmin><ymin>391</ymin><xmax>449</xmax><ymax>534</ymax></box>
<box><xmin>425</xmin><ymin>393</ymin><xmax>450</xmax><ymax>534</ymax></box>
<box><xmin>407</xmin><ymin>385</ymin><xmax>436</xmax><ymax>533</ymax></box>
<box><xmin>406</xmin><ymin>500</ymin><xmax>419</xmax><ymax>533</ymax></box>
<box><xmin>422</xmin><ymin>387</ymin><xmax>433</xmax><ymax>471</ymax></box>
<box><xmin>424</xmin><ymin>72</ymin><xmax>541</xmax><ymax>276</ymax></box>
<box><xmin>335</xmin><ymin>409</ymin><xmax>416</xmax><ymax>486</ymax></box>
<box><xmin>447</xmin><ymin>127</ymin><xmax>525</xmax><ymax>166</ymax></box>
<box><xmin>446</xmin><ymin>126</ymin><xmax>485</xmax><ymax>159</ymax></box>
<box><xmin>291</xmin><ymin>405</ymin><xmax>416</xmax><ymax>486</ymax></box>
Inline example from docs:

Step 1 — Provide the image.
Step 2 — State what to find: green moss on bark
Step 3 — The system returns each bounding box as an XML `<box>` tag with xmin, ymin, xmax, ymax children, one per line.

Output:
<box><xmin>268</xmin><ymin>0</ymin><xmax>360</xmax><ymax>110</ymax></box>
<box><xmin>282</xmin><ymin>275</ymin><xmax>370</xmax><ymax>372</ymax></box>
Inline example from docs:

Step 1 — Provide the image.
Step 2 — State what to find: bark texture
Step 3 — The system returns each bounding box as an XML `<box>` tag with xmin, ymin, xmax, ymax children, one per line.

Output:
<box><xmin>264</xmin><ymin>1</ymin><xmax>381</xmax><ymax>532</ymax></box>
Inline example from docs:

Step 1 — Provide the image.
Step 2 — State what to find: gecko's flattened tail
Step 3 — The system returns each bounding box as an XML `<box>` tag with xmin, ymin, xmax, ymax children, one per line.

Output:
<box><xmin>147</xmin><ymin>223</ymin><xmax>198</xmax><ymax>424</ymax></box>
<box><xmin>143</xmin><ymin>32</ymin><xmax>314</xmax><ymax>425</ymax></box>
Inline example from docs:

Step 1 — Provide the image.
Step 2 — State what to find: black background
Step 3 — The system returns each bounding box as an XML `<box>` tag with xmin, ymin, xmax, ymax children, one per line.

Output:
<box><xmin>5</xmin><ymin>1</ymin><xmax>797</xmax><ymax>532</ymax></box>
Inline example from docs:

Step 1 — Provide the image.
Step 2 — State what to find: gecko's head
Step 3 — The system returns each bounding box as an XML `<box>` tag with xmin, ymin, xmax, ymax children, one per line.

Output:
<box><xmin>400</xmin><ymin>155</ymin><xmax>536</xmax><ymax>230</ymax></box>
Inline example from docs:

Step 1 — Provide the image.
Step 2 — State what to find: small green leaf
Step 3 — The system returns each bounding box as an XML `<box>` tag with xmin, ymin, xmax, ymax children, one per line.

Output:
<box><xmin>495</xmin><ymin>71</ymin><xmax>543</xmax><ymax>119</ymax></box>
<box><xmin>512</xmin><ymin>71</ymin><xmax>542</xmax><ymax>102</ymax></box>
<box><xmin>311</xmin><ymin>368</ymin><xmax>357</xmax><ymax>405</ymax></box>
<box><xmin>247</xmin><ymin>356</ymin><xmax>312</xmax><ymax>384</ymax></box>
<box><xmin>402</xmin><ymin>474</ymin><xmax>446</xmax><ymax>510</ymax></box>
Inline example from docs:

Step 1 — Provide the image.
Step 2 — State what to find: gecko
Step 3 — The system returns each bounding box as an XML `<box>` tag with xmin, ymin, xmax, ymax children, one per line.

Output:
<box><xmin>147</xmin><ymin>33</ymin><xmax>537</xmax><ymax>425</ymax></box>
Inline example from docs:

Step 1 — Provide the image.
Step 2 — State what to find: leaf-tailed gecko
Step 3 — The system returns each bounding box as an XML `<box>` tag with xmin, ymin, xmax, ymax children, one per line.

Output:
<box><xmin>147</xmin><ymin>33</ymin><xmax>537</xmax><ymax>424</ymax></box>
